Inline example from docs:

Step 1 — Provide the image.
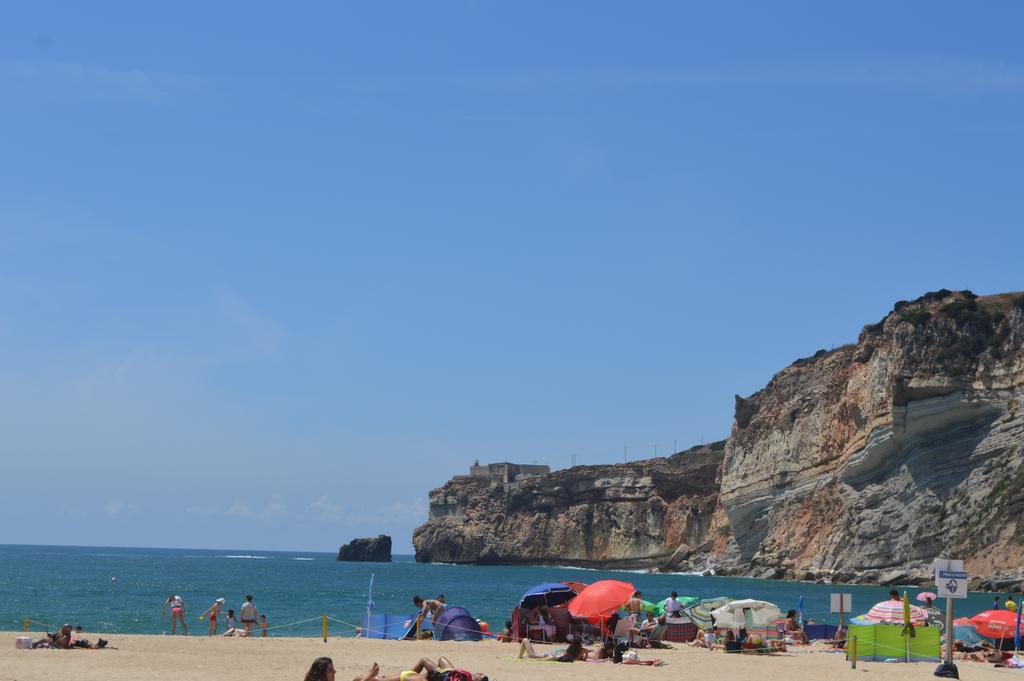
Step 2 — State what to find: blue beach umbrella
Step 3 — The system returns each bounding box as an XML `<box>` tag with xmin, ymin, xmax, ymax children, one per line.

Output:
<box><xmin>519</xmin><ymin>582</ymin><xmax>577</xmax><ymax>609</ymax></box>
<box><xmin>797</xmin><ymin>595</ymin><xmax>805</xmax><ymax>627</ymax></box>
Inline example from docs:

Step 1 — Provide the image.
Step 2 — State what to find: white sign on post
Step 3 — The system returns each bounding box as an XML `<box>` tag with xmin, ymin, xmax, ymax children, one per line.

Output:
<box><xmin>830</xmin><ymin>594</ymin><xmax>853</xmax><ymax>613</ymax></box>
<box><xmin>934</xmin><ymin>558</ymin><xmax>968</xmax><ymax>599</ymax></box>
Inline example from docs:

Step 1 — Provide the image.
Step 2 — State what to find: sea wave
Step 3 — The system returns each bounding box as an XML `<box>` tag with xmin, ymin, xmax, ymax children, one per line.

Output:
<box><xmin>292</xmin><ymin>557</ymin><xmax>314</xmax><ymax>561</ymax></box>
<box><xmin>548</xmin><ymin>565</ymin><xmax>711</xmax><ymax>577</ymax></box>
<box><xmin>224</xmin><ymin>555</ymin><xmax>270</xmax><ymax>559</ymax></box>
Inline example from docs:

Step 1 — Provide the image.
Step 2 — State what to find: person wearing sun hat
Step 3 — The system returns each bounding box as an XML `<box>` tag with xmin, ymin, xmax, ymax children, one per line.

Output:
<box><xmin>202</xmin><ymin>597</ymin><xmax>227</xmax><ymax>636</ymax></box>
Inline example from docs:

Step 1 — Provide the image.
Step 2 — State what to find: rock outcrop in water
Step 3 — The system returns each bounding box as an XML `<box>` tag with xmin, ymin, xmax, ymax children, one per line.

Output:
<box><xmin>413</xmin><ymin>291</ymin><xmax>1024</xmax><ymax>585</ymax></box>
<box><xmin>337</xmin><ymin>535</ymin><xmax>392</xmax><ymax>562</ymax></box>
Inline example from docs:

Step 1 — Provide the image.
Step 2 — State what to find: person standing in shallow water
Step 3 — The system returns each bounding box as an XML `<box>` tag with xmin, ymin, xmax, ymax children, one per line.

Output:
<box><xmin>240</xmin><ymin>594</ymin><xmax>259</xmax><ymax>634</ymax></box>
<box><xmin>163</xmin><ymin>594</ymin><xmax>188</xmax><ymax>635</ymax></box>
<box><xmin>204</xmin><ymin>597</ymin><xmax>225</xmax><ymax>636</ymax></box>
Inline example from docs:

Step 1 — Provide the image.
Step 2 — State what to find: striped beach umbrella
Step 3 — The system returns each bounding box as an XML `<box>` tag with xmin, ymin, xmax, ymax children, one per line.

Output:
<box><xmin>864</xmin><ymin>600</ymin><xmax>928</xmax><ymax>624</ymax></box>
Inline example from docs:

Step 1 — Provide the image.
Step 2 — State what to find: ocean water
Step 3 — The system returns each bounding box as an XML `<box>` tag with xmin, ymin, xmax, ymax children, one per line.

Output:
<box><xmin>0</xmin><ymin>544</ymin><xmax>998</xmax><ymax>637</ymax></box>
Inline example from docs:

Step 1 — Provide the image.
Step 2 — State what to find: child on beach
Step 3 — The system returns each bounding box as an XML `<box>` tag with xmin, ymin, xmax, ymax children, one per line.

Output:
<box><xmin>260</xmin><ymin>614</ymin><xmax>268</xmax><ymax>637</ymax></box>
<box><xmin>203</xmin><ymin>597</ymin><xmax>225</xmax><ymax>636</ymax></box>
<box><xmin>226</xmin><ymin>609</ymin><xmax>238</xmax><ymax>630</ymax></box>
<box><xmin>496</xmin><ymin>621</ymin><xmax>513</xmax><ymax>642</ymax></box>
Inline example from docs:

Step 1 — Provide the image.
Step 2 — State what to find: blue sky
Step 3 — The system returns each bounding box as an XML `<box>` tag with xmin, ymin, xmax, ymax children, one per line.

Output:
<box><xmin>2</xmin><ymin>2</ymin><xmax>1022</xmax><ymax>552</ymax></box>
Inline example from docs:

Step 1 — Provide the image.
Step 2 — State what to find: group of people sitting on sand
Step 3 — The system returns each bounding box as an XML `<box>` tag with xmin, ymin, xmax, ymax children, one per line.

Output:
<box><xmin>949</xmin><ymin>640</ymin><xmax>1024</xmax><ymax>667</ymax></box>
<box><xmin>32</xmin><ymin>624</ymin><xmax>109</xmax><ymax>649</ymax></box>
<box><xmin>304</xmin><ymin>656</ymin><xmax>487</xmax><ymax>681</ymax></box>
<box><xmin>688</xmin><ymin>626</ymin><xmax>783</xmax><ymax>653</ymax></box>
<box><xmin>516</xmin><ymin>636</ymin><xmax>664</xmax><ymax>665</ymax></box>
<box><xmin>685</xmin><ymin>606</ymin><xmax>848</xmax><ymax>654</ymax></box>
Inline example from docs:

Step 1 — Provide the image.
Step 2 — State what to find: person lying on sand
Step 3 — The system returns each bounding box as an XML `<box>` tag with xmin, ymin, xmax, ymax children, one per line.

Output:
<box><xmin>33</xmin><ymin>624</ymin><xmax>73</xmax><ymax>649</ymax></box>
<box><xmin>305</xmin><ymin>657</ymin><xmax>337</xmax><ymax>681</ymax></box>
<box><xmin>741</xmin><ymin>634</ymin><xmax>786</xmax><ymax>654</ymax></box>
<box><xmin>32</xmin><ymin>624</ymin><xmax>109</xmax><ymax>649</ymax></box>
<box><xmin>519</xmin><ymin>637</ymin><xmax>588</xmax><ymax>662</ymax></box>
<box><xmin>351</xmin><ymin>658</ymin><xmax>488</xmax><ymax>681</ymax></box>
<box><xmin>712</xmin><ymin>629</ymin><xmax>743</xmax><ymax>653</ymax></box>
<box><xmin>222</xmin><ymin>626</ymin><xmax>251</xmax><ymax>637</ymax></box>
<box><xmin>952</xmin><ymin>640</ymin><xmax>1006</xmax><ymax>662</ymax></box>
<box><xmin>689</xmin><ymin>627</ymin><xmax>717</xmax><ymax>649</ymax></box>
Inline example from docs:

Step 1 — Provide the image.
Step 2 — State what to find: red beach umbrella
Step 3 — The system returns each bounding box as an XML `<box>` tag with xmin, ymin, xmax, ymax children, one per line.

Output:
<box><xmin>970</xmin><ymin>610</ymin><xmax>1018</xmax><ymax>639</ymax></box>
<box><xmin>562</xmin><ymin>581</ymin><xmax>589</xmax><ymax>594</ymax></box>
<box><xmin>567</xmin><ymin>579</ymin><xmax>635</xmax><ymax>617</ymax></box>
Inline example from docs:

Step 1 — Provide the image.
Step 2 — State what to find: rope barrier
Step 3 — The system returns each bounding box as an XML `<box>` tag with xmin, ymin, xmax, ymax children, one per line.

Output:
<box><xmin>21</xmin><ymin>618</ymin><xmax>58</xmax><ymax>631</ymax></box>
<box><xmin>17</xmin><ymin>607</ymin><xmax>979</xmax><ymax>666</ymax></box>
<box><xmin>259</xmin><ymin>615</ymin><xmax>325</xmax><ymax>633</ymax></box>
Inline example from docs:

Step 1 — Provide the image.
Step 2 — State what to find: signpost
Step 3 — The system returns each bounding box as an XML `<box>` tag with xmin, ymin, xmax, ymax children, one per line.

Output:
<box><xmin>934</xmin><ymin>558</ymin><xmax>967</xmax><ymax>678</ymax></box>
<box><xmin>830</xmin><ymin>593</ymin><xmax>853</xmax><ymax>629</ymax></box>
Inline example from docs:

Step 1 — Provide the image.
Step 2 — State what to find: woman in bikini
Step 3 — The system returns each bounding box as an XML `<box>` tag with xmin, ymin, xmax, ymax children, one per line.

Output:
<box><xmin>162</xmin><ymin>594</ymin><xmax>188</xmax><ymax>635</ymax></box>
<box><xmin>518</xmin><ymin>637</ymin><xmax>588</xmax><ymax>662</ymax></box>
<box><xmin>348</xmin><ymin>659</ymin><xmax>488</xmax><ymax>681</ymax></box>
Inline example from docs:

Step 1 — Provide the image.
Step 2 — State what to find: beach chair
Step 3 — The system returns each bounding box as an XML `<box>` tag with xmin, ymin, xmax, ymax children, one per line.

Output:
<box><xmin>643</xmin><ymin>621</ymin><xmax>668</xmax><ymax>647</ymax></box>
<box><xmin>610</xmin><ymin>615</ymin><xmax>635</xmax><ymax>645</ymax></box>
<box><xmin>527</xmin><ymin>617</ymin><xmax>556</xmax><ymax>642</ymax></box>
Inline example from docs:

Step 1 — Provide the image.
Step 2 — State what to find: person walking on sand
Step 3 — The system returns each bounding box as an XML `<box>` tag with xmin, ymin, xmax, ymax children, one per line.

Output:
<box><xmin>163</xmin><ymin>594</ymin><xmax>188</xmax><ymax>635</ymax></box>
<box><xmin>202</xmin><ymin>597</ymin><xmax>225</xmax><ymax>636</ymax></box>
<box><xmin>240</xmin><ymin>594</ymin><xmax>259</xmax><ymax>634</ymax></box>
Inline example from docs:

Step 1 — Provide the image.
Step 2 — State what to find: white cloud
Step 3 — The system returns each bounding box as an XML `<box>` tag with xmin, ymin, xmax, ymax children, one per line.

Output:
<box><xmin>309</xmin><ymin>494</ymin><xmax>345</xmax><ymax>521</ymax></box>
<box><xmin>0</xmin><ymin>59</ymin><xmax>210</xmax><ymax>101</ymax></box>
<box><xmin>343</xmin><ymin>57</ymin><xmax>1024</xmax><ymax>98</ymax></box>
<box><xmin>105</xmin><ymin>499</ymin><xmax>137</xmax><ymax>517</ymax></box>
<box><xmin>59</xmin><ymin>503</ymin><xmax>83</xmax><ymax>518</ymax></box>
<box><xmin>214</xmin><ymin>289</ymin><xmax>286</xmax><ymax>360</ymax></box>
<box><xmin>225</xmin><ymin>494</ymin><xmax>287</xmax><ymax>520</ymax></box>
<box><xmin>312</xmin><ymin>497</ymin><xmax>427</xmax><ymax>527</ymax></box>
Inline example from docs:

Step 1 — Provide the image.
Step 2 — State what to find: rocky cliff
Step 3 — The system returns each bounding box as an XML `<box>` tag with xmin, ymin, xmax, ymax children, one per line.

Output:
<box><xmin>719</xmin><ymin>290</ymin><xmax>1024</xmax><ymax>586</ymax></box>
<box><xmin>413</xmin><ymin>444</ymin><xmax>726</xmax><ymax>569</ymax></box>
<box><xmin>413</xmin><ymin>290</ymin><xmax>1024</xmax><ymax>585</ymax></box>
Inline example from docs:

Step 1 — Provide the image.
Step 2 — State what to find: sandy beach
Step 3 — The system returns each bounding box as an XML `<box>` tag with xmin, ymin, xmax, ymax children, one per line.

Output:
<box><xmin>0</xmin><ymin>631</ymin><xmax>987</xmax><ymax>681</ymax></box>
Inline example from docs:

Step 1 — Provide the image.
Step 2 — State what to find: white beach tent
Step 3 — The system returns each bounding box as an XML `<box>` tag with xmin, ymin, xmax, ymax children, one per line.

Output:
<box><xmin>709</xmin><ymin>599</ymin><xmax>781</xmax><ymax>629</ymax></box>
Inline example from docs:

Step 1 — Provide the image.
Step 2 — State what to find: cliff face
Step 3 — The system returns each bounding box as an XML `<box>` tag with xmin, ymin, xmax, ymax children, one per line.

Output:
<box><xmin>413</xmin><ymin>445</ymin><xmax>725</xmax><ymax>569</ymax></box>
<box><xmin>413</xmin><ymin>290</ymin><xmax>1024</xmax><ymax>585</ymax></box>
<box><xmin>719</xmin><ymin>291</ymin><xmax>1024</xmax><ymax>585</ymax></box>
